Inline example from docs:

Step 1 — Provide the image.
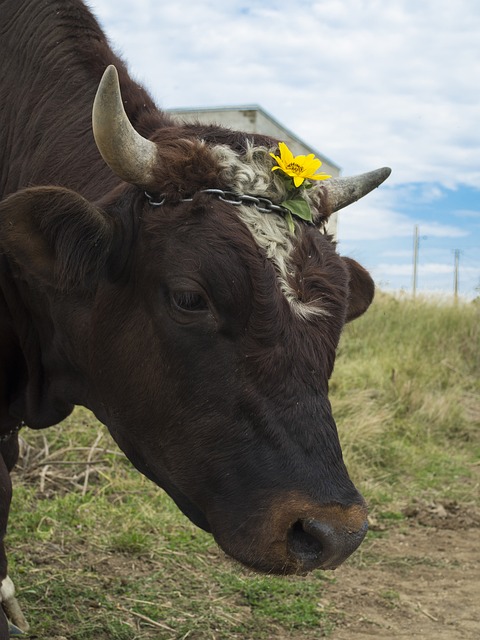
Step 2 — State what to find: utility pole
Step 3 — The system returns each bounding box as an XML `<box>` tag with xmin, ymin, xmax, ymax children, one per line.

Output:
<box><xmin>453</xmin><ymin>249</ymin><xmax>460</xmax><ymax>304</ymax></box>
<box><xmin>412</xmin><ymin>224</ymin><xmax>419</xmax><ymax>298</ymax></box>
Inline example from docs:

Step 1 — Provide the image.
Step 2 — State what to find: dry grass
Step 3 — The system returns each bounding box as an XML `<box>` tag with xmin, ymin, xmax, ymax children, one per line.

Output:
<box><xmin>332</xmin><ymin>293</ymin><xmax>480</xmax><ymax>510</ymax></box>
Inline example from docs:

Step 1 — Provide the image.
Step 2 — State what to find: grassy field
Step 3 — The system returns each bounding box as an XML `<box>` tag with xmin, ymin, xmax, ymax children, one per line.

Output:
<box><xmin>7</xmin><ymin>293</ymin><xmax>480</xmax><ymax>639</ymax></box>
<box><xmin>333</xmin><ymin>293</ymin><xmax>479</xmax><ymax>511</ymax></box>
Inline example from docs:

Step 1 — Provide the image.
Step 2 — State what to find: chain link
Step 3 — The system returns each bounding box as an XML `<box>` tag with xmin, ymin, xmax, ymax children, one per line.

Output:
<box><xmin>145</xmin><ymin>189</ymin><xmax>290</xmax><ymax>217</ymax></box>
<box><xmin>144</xmin><ymin>192</ymin><xmax>166</xmax><ymax>206</ymax></box>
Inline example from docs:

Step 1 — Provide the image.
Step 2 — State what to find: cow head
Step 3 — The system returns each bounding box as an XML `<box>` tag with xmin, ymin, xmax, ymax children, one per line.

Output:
<box><xmin>0</xmin><ymin>66</ymin><xmax>390</xmax><ymax>574</ymax></box>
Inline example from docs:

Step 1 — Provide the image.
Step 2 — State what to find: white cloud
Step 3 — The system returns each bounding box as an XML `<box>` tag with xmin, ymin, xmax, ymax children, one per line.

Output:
<box><xmin>90</xmin><ymin>0</ymin><xmax>480</xmax><ymax>188</ymax></box>
<box><xmin>454</xmin><ymin>209</ymin><xmax>480</xmax><ymax>219</ymax></box>
<box><xmin>420</xmin><ymin>222</ymin><xmax>468</xmax><ymax>239</ymax></box>
<box><xmin>377</xmin><ymin>262</ymin><xmax>477</xmax><ymax>277</ymax></box>
<box><xmin>336</xmin><ymin>191</ymin><xmax>467</xmax><ymax>242</ymax></box>
<box><xmin>380</xmin><ymin>249</ymin><xmax>414</xmax><ymax>259</ymax></box>
<box><xmin>87</xmin><ymin>0</ymin><xmax>480</xmax><ymax>296</ymax></box>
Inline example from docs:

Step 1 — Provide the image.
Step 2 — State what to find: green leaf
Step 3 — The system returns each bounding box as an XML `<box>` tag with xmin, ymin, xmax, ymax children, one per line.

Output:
<box><xmin>284</xmin><ymin>210</ymin><xmax>295</xmax><ymax>234</ymax></box>
<box><xmin>282</xmin><ymin>198</ymin><xmax>313</xmax><ymax>223</ymax></box>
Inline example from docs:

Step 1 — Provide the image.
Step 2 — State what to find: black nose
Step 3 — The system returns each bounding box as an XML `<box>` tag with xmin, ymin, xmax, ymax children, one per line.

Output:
<box><xmin>287</xmin><ymin>517</ymin><xmax>368</xmax><ymax>571</ymax></box>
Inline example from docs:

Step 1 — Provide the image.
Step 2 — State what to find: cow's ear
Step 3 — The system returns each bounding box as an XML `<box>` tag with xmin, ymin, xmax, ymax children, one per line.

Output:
<box><xmin>0</xmin><ymin>187</ymin><xmax>114</xmax><ymax>291</ymax></box>
<box><xmin>342</xmin><ymin>256</ymin><xmax>375</xmax><ymax>322</ymax></box>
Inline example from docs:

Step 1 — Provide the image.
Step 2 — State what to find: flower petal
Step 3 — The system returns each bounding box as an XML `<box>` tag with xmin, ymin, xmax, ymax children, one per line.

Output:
<box><xmin>304</xmin><ymin>158</ymin><xmax>322</xmax><ymax>173</ymax></box>
<box><xmin>309</xmin><ymin>173</ymin><xmax>332</xmax><ymax>181</ymax></box>
<box><xmin>278</xmin><ymin>142</ymin><xmax>294</xmax><ymax>164</ymax></box>
<box><xmin>271</xmin><ymin>141</ymin><xmax>329</xmax><ymax>185</ymax></box>
<box><xmin>293</xmin><ymin>154</ymin><xmax>307</xmax><ymax>165</ymax></box>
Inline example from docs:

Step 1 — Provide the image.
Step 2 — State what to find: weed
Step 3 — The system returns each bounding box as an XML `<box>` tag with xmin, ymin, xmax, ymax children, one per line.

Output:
<box><xmin>380</xmin><ymin>589</ymin><xmax>401</xmax><ymax>608</ymax></box>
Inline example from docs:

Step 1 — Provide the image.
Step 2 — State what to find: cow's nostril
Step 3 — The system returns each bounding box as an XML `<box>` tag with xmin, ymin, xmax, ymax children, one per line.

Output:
<box><xmin>287</xmin><ymin>519</ymin><xmax>324</xmax><ymax>568</ymax></box>
<box><xmin>287</xmin><ymin>516</ymin><xmax>368</xmax><ymax>572</ymax></box>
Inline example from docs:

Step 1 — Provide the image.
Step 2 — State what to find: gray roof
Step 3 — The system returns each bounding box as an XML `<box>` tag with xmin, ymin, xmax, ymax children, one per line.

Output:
<box><xmin>168</xmin><ymin>104</ymin><xmax>341</xmax><ymax>176</ymax></box>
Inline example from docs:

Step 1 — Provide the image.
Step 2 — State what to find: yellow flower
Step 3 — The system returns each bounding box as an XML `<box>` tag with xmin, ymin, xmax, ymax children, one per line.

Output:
<box><xmin>270</xmin><ymin>142</ymin><xmax>331</xmax><ymax>188</ymax></box>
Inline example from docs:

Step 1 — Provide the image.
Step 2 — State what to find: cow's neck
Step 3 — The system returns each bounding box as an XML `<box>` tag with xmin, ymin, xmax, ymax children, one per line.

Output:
<box><xmin>0</xmin><ymin>268</ymin><xmax>83</xmax><ymax>431</ymax></box>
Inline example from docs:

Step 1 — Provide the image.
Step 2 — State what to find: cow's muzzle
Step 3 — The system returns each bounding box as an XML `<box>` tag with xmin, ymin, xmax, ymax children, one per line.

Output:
<box><xmin>210</xmin><ymin>494</ymin><xmax>368</xmax><ymax>574</ymax></box>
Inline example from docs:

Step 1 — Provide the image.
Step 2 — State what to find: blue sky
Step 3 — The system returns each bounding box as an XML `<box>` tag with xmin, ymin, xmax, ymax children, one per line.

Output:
<box><xmin>90</xmin><ymin>0</ymin><xmax>480</xmax><ymax>299</ymax></box>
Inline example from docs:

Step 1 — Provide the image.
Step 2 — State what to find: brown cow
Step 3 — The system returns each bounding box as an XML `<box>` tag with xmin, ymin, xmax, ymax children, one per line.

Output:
<box><xmin>0</xmin><ymin>0</ymin><xmax>390</xmax><ymax>633</ymax></box>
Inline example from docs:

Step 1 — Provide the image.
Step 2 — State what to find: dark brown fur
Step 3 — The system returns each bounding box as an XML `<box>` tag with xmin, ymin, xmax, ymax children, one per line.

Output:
<box><xmin>0</xmin><ymin>0</ymin><xmax>376</xmax><ymax>631</ymax></box>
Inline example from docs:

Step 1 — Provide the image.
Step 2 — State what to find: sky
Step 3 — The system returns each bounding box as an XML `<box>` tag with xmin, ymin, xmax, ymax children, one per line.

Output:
<box><xmin>90</xmin><ymin>0</ymin><xmax>480</xmax><ymax>300</ymax></box>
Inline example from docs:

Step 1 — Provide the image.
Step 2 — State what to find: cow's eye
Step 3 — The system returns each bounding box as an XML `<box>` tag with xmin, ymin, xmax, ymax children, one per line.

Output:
<box><xmin>172</xmin><ymin>291</ymin><xmax>209</xmax><ymax>312</ymax></box>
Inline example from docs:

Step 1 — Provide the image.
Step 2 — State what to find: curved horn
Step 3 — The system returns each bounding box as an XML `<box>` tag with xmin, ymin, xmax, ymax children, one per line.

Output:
<box><xmin>318</xmin><ymin>167</ymin><xmax>391</xmax><ymax>215</ymax></box>
<box><xmin>92</xmin><ymin>65</ymin><xmax>158</xmax><ymax>187</ymax></box>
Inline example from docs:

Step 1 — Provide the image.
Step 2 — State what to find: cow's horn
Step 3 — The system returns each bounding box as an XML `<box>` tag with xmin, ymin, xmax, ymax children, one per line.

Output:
<box><xmin>92</xmin><ymin>65</ymin><xmax>158</xmax><ymax>187</ymax></box>
<box><xmin>318</xmin><ymin>167</ymin><xmax>391</xmax><ymax>215</ymax></box>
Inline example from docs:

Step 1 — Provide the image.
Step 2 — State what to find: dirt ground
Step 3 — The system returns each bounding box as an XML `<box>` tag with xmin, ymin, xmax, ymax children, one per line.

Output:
<box><xmin>323</xmin><ymin>501</ymin><xmax>480</xmax><ymax>640</ymax></box>
<box><xmin>35</xmin><ymin>500</ymin><xmax>480</xmax><ymax>640</ymax></box>
<box><xmin>9</xmin><ymin>459</ymin><xmax>480</xmax><ymax>640</ymax></box>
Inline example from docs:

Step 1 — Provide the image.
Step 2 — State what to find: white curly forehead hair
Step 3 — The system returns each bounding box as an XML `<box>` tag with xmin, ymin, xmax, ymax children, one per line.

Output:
<box><xmin>210</xmin><ymin>142</ymin><xmax>330</xmax><ymax>319</ymax></box>
<box><xmin>212</xmin><ymin>143</ymin><xmax>291</xmax><ymax>200</ymax></box>
<box><xmin>209</xmin><ymin>142</ymin><xmax>391</xmax><ymax>319</ymax></box>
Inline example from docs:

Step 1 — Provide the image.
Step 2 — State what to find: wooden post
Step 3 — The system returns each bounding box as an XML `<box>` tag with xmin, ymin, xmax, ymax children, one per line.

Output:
<box><xmin>412</xmin><ymin>224</ymin><xmax>419</xmax><ymax>299</ymax></box>
<box><xmin>453</xmin><ymin>249</ymin><xmax>460</xmax><ymax>304</ymax></box>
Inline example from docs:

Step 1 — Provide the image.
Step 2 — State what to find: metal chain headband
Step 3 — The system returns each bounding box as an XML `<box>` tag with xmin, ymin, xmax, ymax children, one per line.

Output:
<box><xmin>145</xmin><ymin>188</ymin><xmax>299</xmax><ymax>218</ymax></box>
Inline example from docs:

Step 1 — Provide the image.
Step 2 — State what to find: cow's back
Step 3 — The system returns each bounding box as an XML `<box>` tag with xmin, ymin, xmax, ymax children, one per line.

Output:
<box><xmin>0</xmin><ymin>0</ymin><xmax>159</xmax><ymax>201</ymax></box>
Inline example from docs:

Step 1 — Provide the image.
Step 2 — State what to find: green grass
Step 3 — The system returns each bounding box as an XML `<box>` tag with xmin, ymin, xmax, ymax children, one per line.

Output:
<box><xmin>332</xmin><ymin>293</ymin><xmax>479</xmax><ymax>512</ymax></box>
<box><xmin>8</xmin><ymin>472</ymin><xmax>335</xmax><ymax>638</ymax></box>
<box><xmin>6</xmin><ymin>293</ymin><xmax>480</xmax><ymax>638</ymax></box>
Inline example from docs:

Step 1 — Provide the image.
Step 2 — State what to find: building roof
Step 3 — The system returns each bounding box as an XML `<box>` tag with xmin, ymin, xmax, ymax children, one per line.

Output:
<box><xmin>168</xmin><ymin>104</ymin><xmax>341</xmax><ymax>175</ymax></box>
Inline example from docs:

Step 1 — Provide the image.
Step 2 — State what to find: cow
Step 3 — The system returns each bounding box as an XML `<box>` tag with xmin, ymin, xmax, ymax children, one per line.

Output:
<box><xmin>0</xmin><ymin>0</ymin><xmax>390</xmax><ymax>634</ymax></box>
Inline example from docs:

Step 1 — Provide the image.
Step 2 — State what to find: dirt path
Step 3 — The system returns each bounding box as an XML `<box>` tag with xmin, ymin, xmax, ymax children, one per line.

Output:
<box><xmin>37</xmin><ymin>521</ymin><xmax>480</xmax><ymax>640</ymax></box>
<box><xmin>324</xmin><ymin>503</ymin><xmax>480</xmax><ymax>640</ymax></box>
